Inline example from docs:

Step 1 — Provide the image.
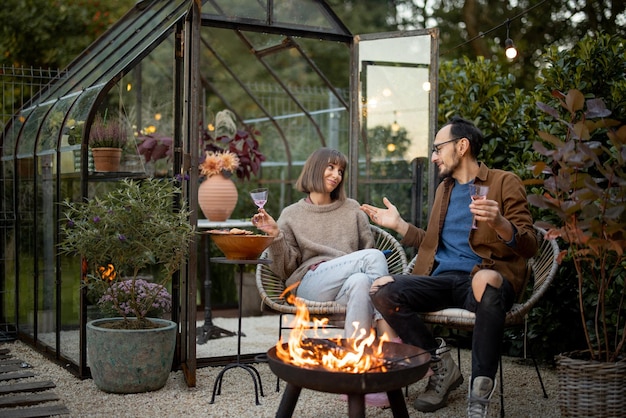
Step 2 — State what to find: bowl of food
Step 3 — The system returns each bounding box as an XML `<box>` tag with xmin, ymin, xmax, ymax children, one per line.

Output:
<box><xmin>207</xmin><ymin>228</ymin><xmax>274</xmax><ymax>260</ymax></box>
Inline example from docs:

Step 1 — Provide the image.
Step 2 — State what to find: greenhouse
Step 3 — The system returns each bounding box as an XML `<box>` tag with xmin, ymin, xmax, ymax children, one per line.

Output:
<box><xmin>0</xmin><ymin>0</ymin><xmax>438</xmax><ymax>384</ymax></box>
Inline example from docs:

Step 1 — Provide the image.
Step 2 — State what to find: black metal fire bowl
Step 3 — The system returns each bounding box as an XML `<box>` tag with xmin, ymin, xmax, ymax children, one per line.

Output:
<box><xmin>267</xmin><ymin>339</ymin><xmax>431</xmax><ymax>394</ymax></box>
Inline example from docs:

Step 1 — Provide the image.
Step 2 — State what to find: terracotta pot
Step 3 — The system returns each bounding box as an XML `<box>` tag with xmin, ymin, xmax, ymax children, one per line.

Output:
<box><xmin>198</xmin><ymin>174</ymin><xmax>238</xmax><ymax>221</ymax></box>
<box><xmin>87</xmin><ymin>317</ymin><xmax>176</xmax><ymax>394</ymax></box>
<box><xmin>91</xmin><ymin>147</ymin><xmax>122</xmax><ymax>172</ymax></box>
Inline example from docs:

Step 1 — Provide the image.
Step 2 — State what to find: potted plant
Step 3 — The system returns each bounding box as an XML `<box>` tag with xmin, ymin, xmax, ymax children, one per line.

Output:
<box><xmin>527</xmin><ymin>89</ymin><xmax>626</xmax><ymax>416</ymax></box>
<box><xmin>89</xmin><ymin>114</ymin><xmax>130</xmax><ymax>172</ymax></box>
<box><xmin>136</xmin><ymin>109</ymin><xmax>266</xmax><ymax>181</ymax></box>
<box><xmin>201</xmin><ymin>109</ymin><xmax>266</xmax><ymax>181</ymax></box>
<box><xmin>59</xmin><ymin>178</ymin><xmax>195</xmax><ymax>393</ymax></box>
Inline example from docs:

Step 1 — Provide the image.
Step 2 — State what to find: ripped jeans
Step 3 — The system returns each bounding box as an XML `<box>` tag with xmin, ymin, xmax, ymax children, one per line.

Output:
<box><xmin>371</xmin><ymin>271</ymin><xmax>515</xmax><ymax>381</ymax></box>
<box><xmin>296</xmin><ymin>249</ymin><xmax>389</xmax><ymax>338</ymax></box>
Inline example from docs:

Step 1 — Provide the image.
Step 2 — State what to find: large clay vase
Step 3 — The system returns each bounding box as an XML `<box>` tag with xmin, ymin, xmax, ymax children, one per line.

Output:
<box><xmin>91</xmin><ymin>147</ymin><xmax>122</xmax><ymax>172</ymax></box>
<box><xmin>198</xmin><ymin>174</ymin><xmax>238</xmax><ymax>221</ymax></box>
<box><xmin>87</xmin><ymin>317</ymin><xmax>177</xmax><ymax>394</ymax></box>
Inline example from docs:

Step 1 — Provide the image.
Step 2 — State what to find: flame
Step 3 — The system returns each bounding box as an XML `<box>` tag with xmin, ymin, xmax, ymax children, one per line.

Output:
<box><xmin>97</xmin><ymin>264</ymin><xmax>117</xmax><ymax>281</ymax></box>
<box><xmin>275</xmin><ymin>284</ymin><xmax>390</xmax><ymax>373</ymax></box>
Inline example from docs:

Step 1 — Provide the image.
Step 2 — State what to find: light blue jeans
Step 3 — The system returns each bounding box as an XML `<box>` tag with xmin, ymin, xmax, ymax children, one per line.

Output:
<box><xmin>296</xmin><ymin>249</ymin><xmax>389</xmax><ymax>338</ymax></box>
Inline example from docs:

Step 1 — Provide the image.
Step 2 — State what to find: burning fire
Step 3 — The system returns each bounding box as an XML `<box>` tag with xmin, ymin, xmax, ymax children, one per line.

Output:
<box><xmin>97</xmin><ymin>263</ymin><xmax>117</xmax><ymax>281</ymax></box>
<box><xmin>275</xmin><ymin>287</ymin><xmax>391</xmax><ymax>373</ymax></box>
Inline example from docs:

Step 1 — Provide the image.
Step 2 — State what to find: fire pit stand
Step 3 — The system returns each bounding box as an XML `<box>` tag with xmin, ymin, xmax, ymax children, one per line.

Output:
<box><xmin>277</xmin><ymin>383</ymin><xmax>411</xmax><ymax>418</ymax></box>
<box><xmin>267</xmin><ymin>341</ymin><xmax>431</xmax><ymax>418</ymax></box>
<box><xmin>209</xmin><ymin>258</ymin><xmax>271</xmax><ymax>405</ymax></box>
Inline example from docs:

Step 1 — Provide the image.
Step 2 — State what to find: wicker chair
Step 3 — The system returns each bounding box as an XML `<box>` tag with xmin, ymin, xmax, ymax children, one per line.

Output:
<box><xmin>404</xmin><ymin>225</ymin><xmax>559</xmax><ymax>417</ymax></box>
<box><xmin>255</xmin><ymin>225</ymin><xmax>408</xmax><ymax>389</ymax></box>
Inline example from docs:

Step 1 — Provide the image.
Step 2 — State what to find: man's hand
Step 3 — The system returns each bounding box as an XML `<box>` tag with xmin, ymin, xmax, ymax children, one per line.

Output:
<box><xmin>470</xmin><ymin>199</ymin><xmax>513</xmax><ymax>241</ymax></box>
<box><xmin>361</xmin><ymin>197</ymin><xmax>409</xmax><ymax>236</ymax></box>
<box><xmin>370</xmin><ymin>275</ymin><xmax>395</xmax><ymax>295</ymax></box>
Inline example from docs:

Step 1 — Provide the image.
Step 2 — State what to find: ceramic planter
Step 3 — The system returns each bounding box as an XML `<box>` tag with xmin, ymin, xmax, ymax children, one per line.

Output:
<box><xmin>87</xmin><ymin>317</ymin><xmax>177</xmax><ymax>393</ymax></box>
<box><xmin>198</xmin><ymin>174</ymin><xmax>238</xmax><ymax>221</ymax></box>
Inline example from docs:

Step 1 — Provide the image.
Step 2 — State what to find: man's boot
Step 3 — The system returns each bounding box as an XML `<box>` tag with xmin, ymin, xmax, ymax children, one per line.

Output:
<box><xmin>413</xmin><ymin>338</ymin><xmax>464</xmax><ymax>412</ymax></box>
<box><xmin>467</xmin><ymin>376</ymin><xmax>496</xmax><ymax>418</ymax></box>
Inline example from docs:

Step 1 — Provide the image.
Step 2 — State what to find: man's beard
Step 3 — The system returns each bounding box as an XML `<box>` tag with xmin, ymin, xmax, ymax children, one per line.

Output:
<box><xmin>437</xmin><ymin>157</ymin><xmax>459</xmax><ymax>179</ymax></box>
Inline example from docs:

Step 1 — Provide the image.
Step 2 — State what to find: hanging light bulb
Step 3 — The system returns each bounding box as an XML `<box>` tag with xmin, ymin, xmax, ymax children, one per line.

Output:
<box><xmin>504</xmin><ymin>19</ymin><xmax>518</xmax><ymax>59</ymax></box>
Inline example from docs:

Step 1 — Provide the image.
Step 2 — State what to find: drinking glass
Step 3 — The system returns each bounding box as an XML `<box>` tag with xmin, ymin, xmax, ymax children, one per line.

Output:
<box><xmin>469</xmin><ymin>184</ymin><xmax>489</xmax><ymax>229</ymax></box>
<box><xmin>250</xmin><ymin>188</ymin><xmax>268</xmax><ymax>210</ymax></box>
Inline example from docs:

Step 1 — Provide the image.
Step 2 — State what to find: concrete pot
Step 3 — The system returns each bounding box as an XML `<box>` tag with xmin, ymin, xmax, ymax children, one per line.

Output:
<box><xmin>87</xmin><ymin>317</ymin><xmax>176</xmax><ymax>393</ymax></box>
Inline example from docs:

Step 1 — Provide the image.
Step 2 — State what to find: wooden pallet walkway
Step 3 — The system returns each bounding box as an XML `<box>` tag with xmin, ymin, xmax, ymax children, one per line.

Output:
<box><xmin>0</xmin><ymin>347</ymin><xmax>70</xmax><ymax>417</ymax></box>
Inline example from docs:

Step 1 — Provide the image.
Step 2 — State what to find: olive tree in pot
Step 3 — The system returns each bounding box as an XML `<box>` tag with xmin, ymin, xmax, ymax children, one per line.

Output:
<box><xmin>59</xmin><ymin>178</ymin><xmax>195</xmax><ymax>393</ymax></box>
<box><xmin>528</xmin><ymin>89</ymin><xmax>625</xmax><ymax>417</ymax></box>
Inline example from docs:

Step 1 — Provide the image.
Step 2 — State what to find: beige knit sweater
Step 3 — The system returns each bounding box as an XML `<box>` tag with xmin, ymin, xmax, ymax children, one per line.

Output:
<box><xmin>267</xmin><ymin>198</ymin><xmax>374</xmax><ymax>288</ymax></box>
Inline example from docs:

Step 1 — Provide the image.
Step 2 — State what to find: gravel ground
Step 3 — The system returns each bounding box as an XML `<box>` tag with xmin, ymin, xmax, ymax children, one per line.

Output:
<box><xmin>1</xmin><ymin>315</ymin><xmax>561</xmax><ymax>417</ymax></box>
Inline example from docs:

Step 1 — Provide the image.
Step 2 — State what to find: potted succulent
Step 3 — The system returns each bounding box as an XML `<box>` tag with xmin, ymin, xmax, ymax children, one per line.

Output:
<box><xmin>527</xmin><ymin>89</ymin><xmax>626</xmax><ymax>416</ymax></box>
<box><xmin>59</xmin><ymin>178</ymin><xmax>195</xmax><ymax>393</ymax></box>
<box><xmin>89</xmin><ymin>114</ymin><xmax>130</xmax><ymax>172</ymax></box>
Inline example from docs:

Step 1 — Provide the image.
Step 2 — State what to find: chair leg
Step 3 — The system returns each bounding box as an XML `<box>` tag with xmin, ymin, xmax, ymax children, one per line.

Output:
<box><xmin>529</xmin><ymin>345</ymin><xmax>548</xmax><ymax>398</ymax></box>
<box><xmin>523</xmin><ymin>320</ymin><xmax>548</xmax><ymax>399</ymax></box>
<box><xmin>499</xmin><ymin>355</ymin><xmax>505</xmax><ymax>418</ymax></box>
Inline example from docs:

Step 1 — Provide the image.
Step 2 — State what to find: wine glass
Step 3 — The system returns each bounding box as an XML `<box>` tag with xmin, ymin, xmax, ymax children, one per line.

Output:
<box><xmin>250</xmin><ymin>188</ymin><xmax>268</xmax><ymax>210</ymax></box>
<box><xmin>469</xmin><ymin>184</ymin><xmax>489</xmax><ymax>229</ymax></box>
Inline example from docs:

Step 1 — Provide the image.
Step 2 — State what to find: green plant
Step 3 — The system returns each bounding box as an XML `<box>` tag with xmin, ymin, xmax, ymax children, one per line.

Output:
<box><xmin>527</xmin><ymin>89</ymin><xmax>626</xmax><ymax>362</ymax></box>
<box><xmin>89</xmin><ymin>114</ymin><xmax>130</xmax><ymax>148</ymax></box>
<box><xmin>59</xmin><ymin>178</ymin><xmax>195</xmax><ymax>328</ymax></box>
<box><xmin>201</xmin><ymin>109</ymin><xmax>265</xmax><ymax>180</ymax></box>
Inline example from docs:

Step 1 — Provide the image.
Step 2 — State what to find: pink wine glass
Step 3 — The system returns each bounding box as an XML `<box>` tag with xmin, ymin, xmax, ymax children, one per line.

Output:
<box><xmin>250</xmin><ymin>188</ymin><xmax>268</xmax><ymax>210</ymax></box>
<box><xmin>469</xmin><ymin>184</ymin><xmax>489</xmax><ymax>229</ymax></box>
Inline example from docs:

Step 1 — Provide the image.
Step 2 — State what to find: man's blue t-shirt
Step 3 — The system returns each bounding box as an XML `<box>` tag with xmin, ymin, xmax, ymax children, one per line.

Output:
<box><xmin>432</xmin><ymin>180</ymin><xmax>481</xmax><ymax>275</ymax></box>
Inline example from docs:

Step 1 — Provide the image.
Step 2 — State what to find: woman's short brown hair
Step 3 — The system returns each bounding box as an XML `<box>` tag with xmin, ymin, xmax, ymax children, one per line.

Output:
<box><xmin>295</xmin><ymin>148</ymin><xmax>347</xmax><ymax>201</ymax></box>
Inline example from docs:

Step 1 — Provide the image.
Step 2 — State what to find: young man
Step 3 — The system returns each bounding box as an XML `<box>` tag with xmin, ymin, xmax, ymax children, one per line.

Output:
<box><xmin>361</xmin><ymin>116</ymin><xmax>537</xmax><ymax>417</ymax></box>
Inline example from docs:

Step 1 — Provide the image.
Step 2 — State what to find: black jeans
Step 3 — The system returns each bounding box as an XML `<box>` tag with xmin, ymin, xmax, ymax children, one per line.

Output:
<box><xmin>371</xmin><ymin>271</ymin><xmax>515</xmax><ymax>381</ymax></box>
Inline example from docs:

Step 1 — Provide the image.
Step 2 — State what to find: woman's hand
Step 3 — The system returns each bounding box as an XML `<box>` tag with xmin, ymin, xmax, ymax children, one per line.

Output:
<box><xmin>252</xmin><ymin>208</ymin><xmax>279</xmax><ymax>237</ymax></box>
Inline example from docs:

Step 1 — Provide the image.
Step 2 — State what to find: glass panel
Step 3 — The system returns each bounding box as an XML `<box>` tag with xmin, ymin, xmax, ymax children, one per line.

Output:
<box><xmin>37</xmin><ymin>98</ymin><xmax>76</xmax><ymax>157</ymax></box>
<box><xmin>204</xmin><ymin>0</ymin><xmax>348</xmax><ymax>35</ymax></box>
<box><xmin>274</xmin><ymin>0</ymin><xmax>334</xmax><ymax>30</ymax></box>
<box><xmin>1</xmin><ymin>112</ymin><xmax>29</xmax><ymax>160</ymax></box>
<box><xmin>1</xmin><ymin>160</ymin><xmax>17</xmax><ymax>341</ymax></box>
<box><xmin>113</xmin><ymin>37</ymin><xmax>176</xmax><ymax>176</ymax></box>
<box><xmin>35</xmin><ymin>152</ymin><xmax>57</xmax><ymax>348</ymax></box>
<box><xmin>357</xmin><ymin>32</ymin><xmax>435</xmax><ymax>226</ymax></box>
<box><xmin>60</xmin><ymin>86</ymin><xmax>104</xmax><ymax>174</ymax></box>
<box><xmin>17</xmin><ymin>105</ymin><xmax>51</xmax><ymax>159</ymax></box>
<box><xmin>16</xmin><ymin>171</ymin><xmax>36</xmax><ymax>340</ymax></box>
<box><xmin>209</xmin><ymin>0</ymin><xmax>266</xmax><ymax>20</ymax></box>
<box><xmin>199</xmin><ymin>27</ymin><xmax>351</xmax><ymax>217</ymax></box>
<box><xmin>59</xmin><ymin>176</ymin><xmax>81</xmax><ymax>363</ymax></box>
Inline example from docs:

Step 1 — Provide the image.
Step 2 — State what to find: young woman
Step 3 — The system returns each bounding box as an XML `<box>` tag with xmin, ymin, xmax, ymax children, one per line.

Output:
<box><xmin>252</xmin><ymin>147</ymin><xmax>393</xmax><ymax>340</ymax></box>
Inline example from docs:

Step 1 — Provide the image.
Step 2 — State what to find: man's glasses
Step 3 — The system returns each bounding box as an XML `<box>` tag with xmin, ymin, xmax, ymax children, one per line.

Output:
<box><xmin>431</xmin><ymin>137</ymin><xmax>464</xmax><ymax>154</ymax></box>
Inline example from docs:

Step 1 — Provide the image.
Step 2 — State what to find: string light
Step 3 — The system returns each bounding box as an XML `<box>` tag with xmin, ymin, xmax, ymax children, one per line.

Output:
<box><xmin>505</xmin><ymin>19</ymin><xmax>518</xmax><ymax>59</ymax></box>
<box><xmin>440</xmin><ymin>0</ymin><xmax>549</xmax><ymax>57</ymax></box>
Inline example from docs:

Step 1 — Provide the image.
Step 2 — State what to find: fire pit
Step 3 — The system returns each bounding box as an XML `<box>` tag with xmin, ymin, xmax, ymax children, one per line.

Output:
<box><xmin>267</xmin><ymin>339</ymin><xmax>431</xmax><ymax>418</ymax></box>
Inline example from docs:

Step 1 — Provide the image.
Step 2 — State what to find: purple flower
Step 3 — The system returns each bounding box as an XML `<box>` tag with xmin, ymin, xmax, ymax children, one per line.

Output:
<box><xmin>92</xmin><ymin>216</ymin><xmax>100</xmax><ymax>223</ymax></box>
<box><xmin>118</xmin><ymin>234</ymin><xmax>126</xmax><ymax>241</ymax></box>
<box><xmin>67</xmin><ymin>220</ymin><xmax>75</xmax><ymax>227</ymax></box>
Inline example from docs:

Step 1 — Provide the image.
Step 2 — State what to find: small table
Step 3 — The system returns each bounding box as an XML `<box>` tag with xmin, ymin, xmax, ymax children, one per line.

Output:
<box><xmin>196</xmin><ymin>219</ymin><xmax>253</xmax><ymax>343</ymax></box>
<box><xmin>209</xmin><ymin>257</ymin><xmax>272</xmax><ymax>405</ymax></box>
